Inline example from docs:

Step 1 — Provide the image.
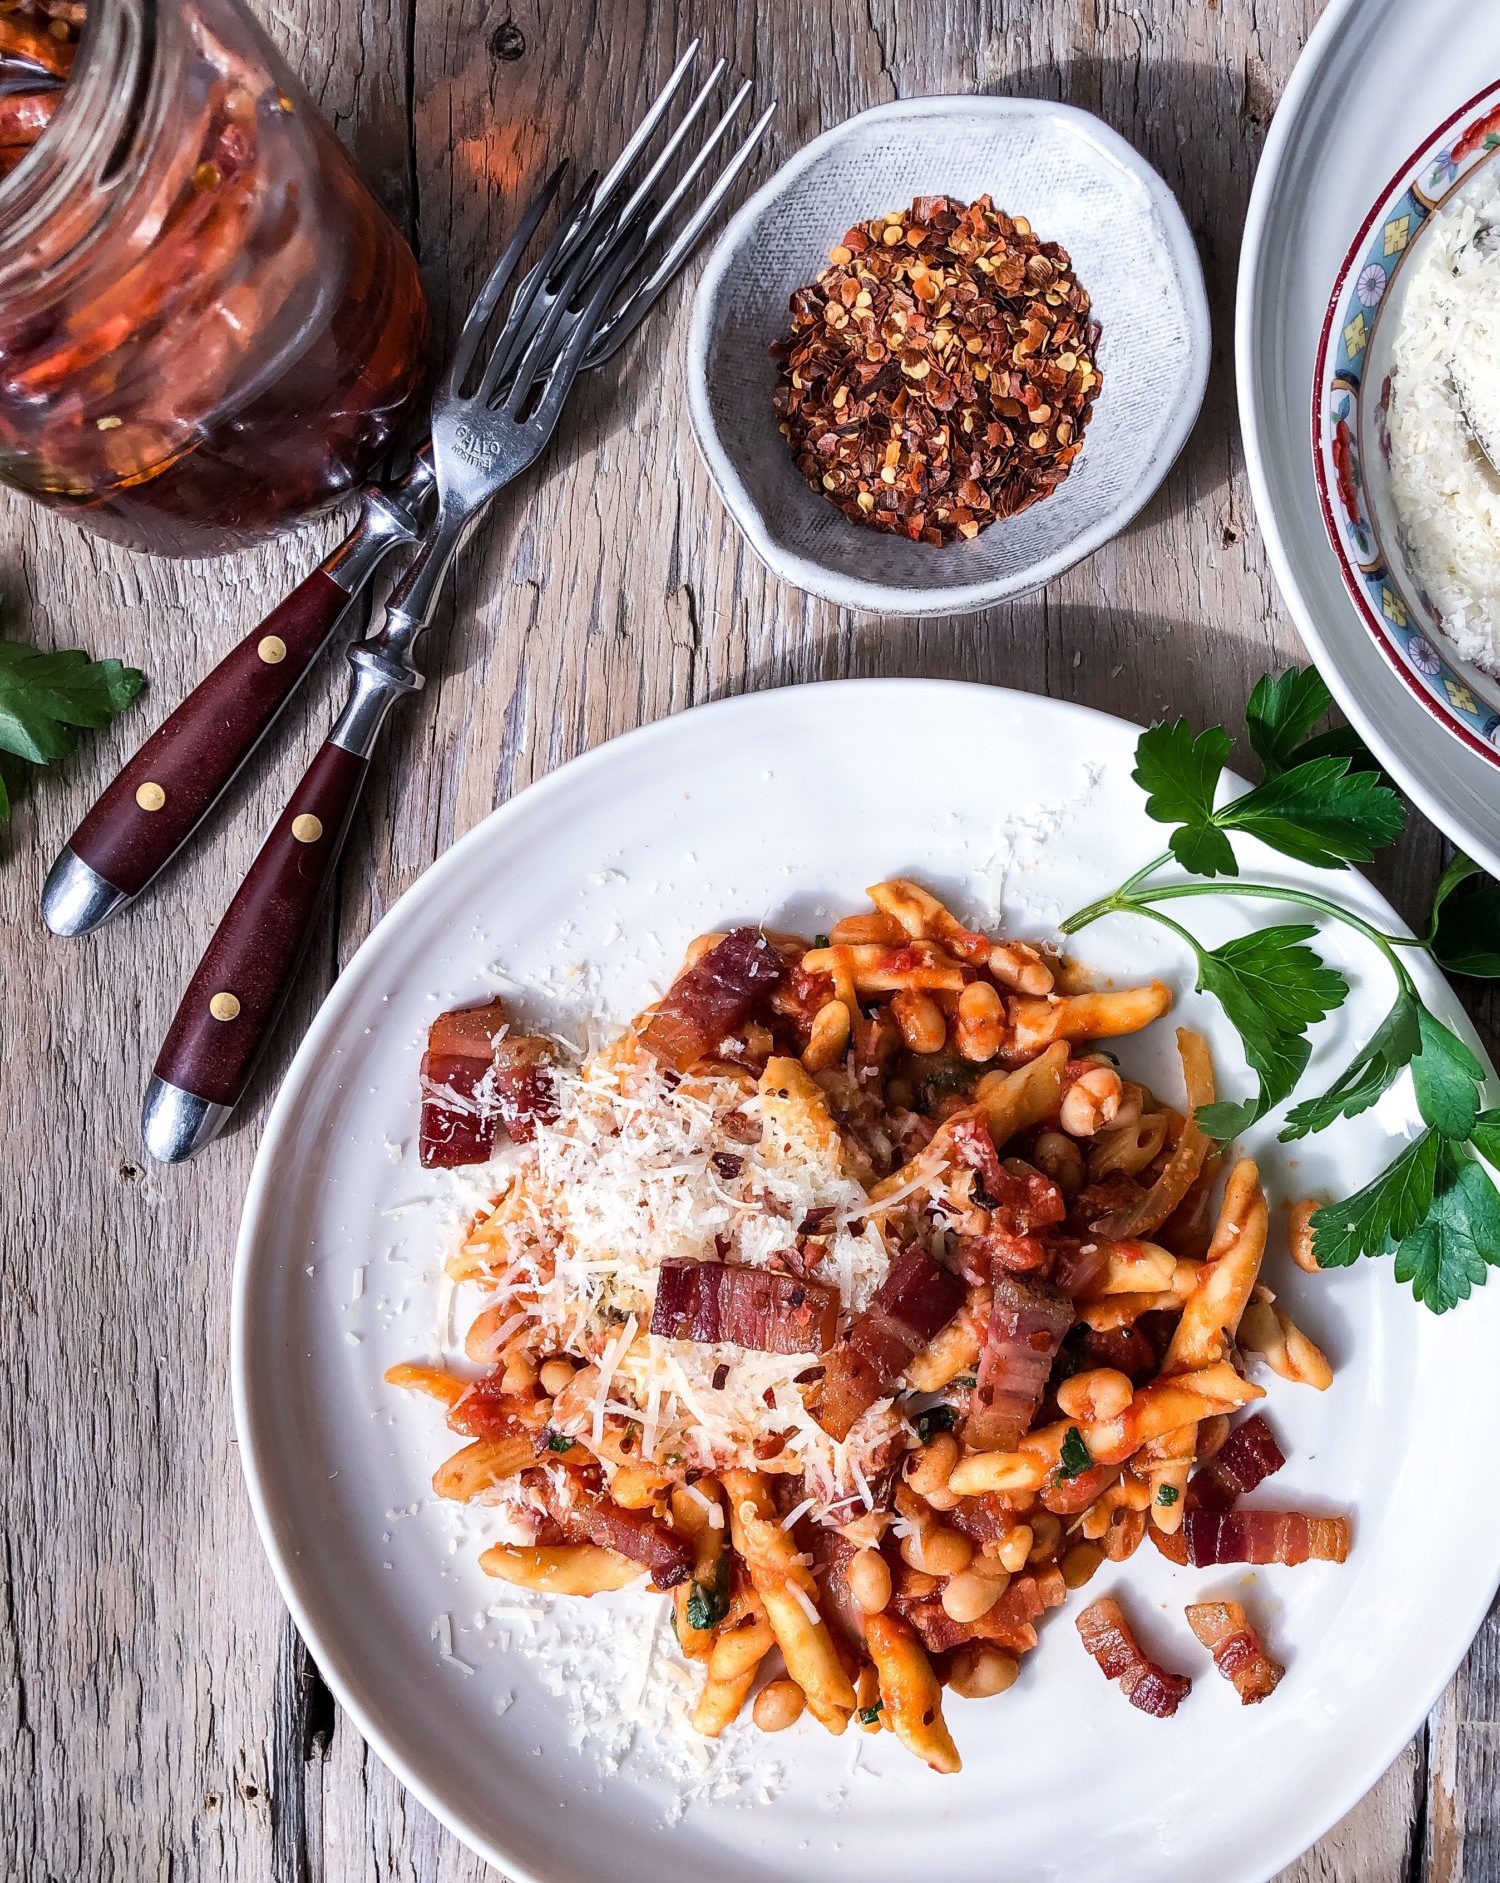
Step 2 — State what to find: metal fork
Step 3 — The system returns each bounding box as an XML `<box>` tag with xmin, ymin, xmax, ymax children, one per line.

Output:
<box><xmin>495</xmin><ymin>47</ymin><xmax>774</xmax><ymax>384</ymax></box>
<box><xmin>41</xmin><ymin>41</ymin><xmax>773</xmax><ymax>941</ymax></box>
<box><xmin>138</xmin><ymin>173</ymin><xmax>651</xmax><ymax>1163</ymax></box>
<box><xmin>317</xmin><ymin>167</ymin><xmax>652</xmax><ymax>775</ymax></box>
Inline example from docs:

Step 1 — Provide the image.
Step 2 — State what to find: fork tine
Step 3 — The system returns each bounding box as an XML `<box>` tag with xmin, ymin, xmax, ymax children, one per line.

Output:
<box><xmin>641</xmin><ymin>80</ymin><xmax>755</xmax><ymax>245</ymax></box>
<box><xmin>533</xmin><ymin>38</ymin><xmax>703</xmax><ymax>302</ymax></box>
<box><xmin>605</xmin><ymin>58</ymin><xmax>726</xmax><ymax>238</ymax></box>
<box><xmin>584</xmin><ymin>39</ymin><xmax>701</xmax><ymax>234</ymax></box>
<box><xmin>583</xmin><ymin>97</ymin><xmax>775</xmax><ymax>369</ymax></box>
<box><xmin>554</xmin><ymin>59</ymin><xmax>729</xmax><ymax>315</ymax></box>
<box><xmin>444</xmin><ymin>160</ymin><xmax>569</xmax><ymax>397</ymax></box>
<box><xmin>516</xmin><ymin>217</ymin><xmax>654</xmax><ymax>431</ymax></box>
<box><xmin>494</xmin><ymin>212</ymin><xmax>624</xmax><ymax>416</ymax></box>
<box><xmin>472</xmin><ymin>169</ymin><xmax>599</xmax><ymax>401</ymax></box>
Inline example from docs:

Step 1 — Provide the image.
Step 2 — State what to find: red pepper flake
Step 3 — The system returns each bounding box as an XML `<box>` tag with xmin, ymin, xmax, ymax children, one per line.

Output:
<box><xmin>770</xmin><ymin>194</ymin><xmax>1102</xmax><ymax>545</ymax></box>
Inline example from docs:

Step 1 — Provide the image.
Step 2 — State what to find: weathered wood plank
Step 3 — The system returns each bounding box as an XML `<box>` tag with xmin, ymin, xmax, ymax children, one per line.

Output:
<box><xmin>1</xmin><ymin>0</ymin><xmax>1496</xmax><ymax>1879</ymax></box>
<box><xmin>0</xmin><ymin>0</ymin><xmax>411</xmax><ymax>1877</ymax></box>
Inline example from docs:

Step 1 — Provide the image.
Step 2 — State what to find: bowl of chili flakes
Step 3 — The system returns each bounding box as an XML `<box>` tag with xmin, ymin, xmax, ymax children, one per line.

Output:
<box><xmin>687</xmin><ymin>95</ymin><xmax>1209</xmax><ymax>617</ymax></box>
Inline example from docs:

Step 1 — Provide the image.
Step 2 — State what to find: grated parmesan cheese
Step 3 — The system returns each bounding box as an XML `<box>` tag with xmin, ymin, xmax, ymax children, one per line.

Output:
<box><xmin>431</xmin><ymin>1611</ymin><xmax>475</xmax><ymax>1675</ymax></box>
<box><xmin>1388</xmin><ymin>166</ymin><xmax>1500</xmax><ymax>663</ymax></box>
<box><xmin>789</xmin><ymin>1583</ymin><xmax>823</xmax><ymax>1629</ymax></box>
<box><xmin>447</xmin><ymin>1047</ymin><xmax>899</xmax><ymax>1518</ymax></box>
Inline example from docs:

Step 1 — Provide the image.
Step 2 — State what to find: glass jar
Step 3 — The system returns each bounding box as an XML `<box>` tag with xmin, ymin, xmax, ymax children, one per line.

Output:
<box><xmin>0</xmin><ymin>0</ymin><xmax>429</xmax><ymax>556</ymax></box>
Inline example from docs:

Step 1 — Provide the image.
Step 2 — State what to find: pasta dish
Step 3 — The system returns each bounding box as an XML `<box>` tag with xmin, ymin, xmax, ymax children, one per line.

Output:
<box><xmin>388</xmin><ymin>878</ymin><xmax>1346</xmax><ymax>1770</ymax></box>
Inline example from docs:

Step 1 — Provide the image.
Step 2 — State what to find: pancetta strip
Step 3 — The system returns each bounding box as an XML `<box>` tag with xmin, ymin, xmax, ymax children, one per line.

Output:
<box><xmin>1184</xmin><ymin>1509</ymin><xmax>1350</xmax><ymax>1567</ymax></box>
<box><xmin>815</xmin><ymin>1244</ymin><xmax>964</xmax><ymax>1440</ymax></box>
<box><xmin>418</xmin><ymin>998</ymin><xmax>557</xmax><ymax>1167</ymax></box>
<box><xmin>1190</xmin><ymin>1413</ymin><xmax>1285</xmax><ymax>1510</ymax></box>
<box><xmin>649</xmin><ymin>1257</ymin><xmax>840</xmax><ymax>1353</ymax></box>
<box><xmin>894</xmin><ymin>1566</ymin><xmax>1062</xmax><ymax>1657</ymax></box>
<box><xmin>541</xmin><ymin>1481</ymin><xmax>694</xmax><ymax>1589</ymax></box>
<box><xmin>948</xmin><ymin>1490</ymin><xmax>1033</xmax><ymax>1549</ymax></box>
<box><xmin>1076</xmin><ymin>1595</ymin><xmax>1191</xmax><ymax>1718</ymax></box>
<box><xmin>1050</xmin><ymin>1238</ymin><xmax>1111</xmax><ymax>1297</ymax></box>
<box><xmin>488</xmin><ymin>1036</ymin><xmax>560</xmax><ymax>1144</ymax></box>
<box><xmin>966</xmin><ymin>1274</ymin><xmax>1073</xmax><ymax>1452</ymax></box>
<box><xmin>638</xmin><ymin>928</ymin><xmax>784</xmax><ymax>1071</ymax></box>
<box><xmin>1148</xmin><ymin>1410</ymin><xmax>1285</xmax><ymax>1562</ymax></box>
<box><xmin>1185</xmin><ymin>1601</ymin><xmax>1284</xmax><ymax>1704</ymax></box>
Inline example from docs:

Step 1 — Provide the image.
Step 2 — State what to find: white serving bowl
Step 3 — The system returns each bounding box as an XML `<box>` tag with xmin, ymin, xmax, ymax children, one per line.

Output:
<box><xmin>1312</xmin><ymin>80</ymin><xmax>1500</xmax><ymax>773</ymax></box>
<box><xmin>687</xmin><ymin>94</ymin><xmax>1210</xmax><ymax>617</ymax></box>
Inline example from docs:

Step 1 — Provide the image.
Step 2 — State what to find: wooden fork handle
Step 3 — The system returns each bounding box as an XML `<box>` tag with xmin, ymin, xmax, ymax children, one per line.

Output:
<box><xmin>151</xmin><ymin>737</ymin><xmax>370</xmax><ymax>1110</ymax></box>
<box><xmin>65</xmin><ymin>569</ymin><xmax>352</xmax><ymax>902</ymax></box>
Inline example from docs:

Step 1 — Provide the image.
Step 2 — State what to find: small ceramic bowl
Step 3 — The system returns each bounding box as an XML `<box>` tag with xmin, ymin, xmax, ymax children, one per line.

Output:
<box><xmin>686</xmin><ymin>94</ymin><xmax>1209</xmax><ymax>617</ymax></box>
<box><xmin>1313</xmin><ymin>79</ymin><xmax>1500</xmax><ymax>771</ymax></box>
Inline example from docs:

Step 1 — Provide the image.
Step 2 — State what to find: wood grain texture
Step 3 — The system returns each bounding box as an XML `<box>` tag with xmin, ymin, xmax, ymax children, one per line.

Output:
<box><xmin>0</xmin><ymin>0</ymin><xmax>1496</xmax><ymax>1878</ymax></box>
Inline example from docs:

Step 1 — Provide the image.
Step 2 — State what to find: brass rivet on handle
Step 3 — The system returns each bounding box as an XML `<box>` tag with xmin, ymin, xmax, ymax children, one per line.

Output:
<box><xmin>209</xmin><ymin>992</ymin><xmax>241</xmax><ymax>1022</ymax></box>
<box><xmin>257</xmin><ymin>635</ymin><xmax>287</xmax><ymax>665</ymax></box>
<box><xmin>135</xmin><ymin>781</ymin><xmax>166</xmax><ymax>812</ymax></box>
<box><xmin>291</xmin><ymin>814</ymin><xmax>323</xmax><ymax>844</ymax></box>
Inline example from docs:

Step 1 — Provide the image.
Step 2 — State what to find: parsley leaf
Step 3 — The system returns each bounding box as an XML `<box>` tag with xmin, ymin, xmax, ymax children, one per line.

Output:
<box><xmin>0</xmin><ymin>640</ymin><xmax>144</xmax><ymax>818</ymax></box>
<box><xmin>1410</xmin><ymin>1008</ymin><xmax>1485</xmax><ymax>1138</ymax></box>
<box><xmin>917</xmin><ymin>1055</ymin><xmax>988</xmax><ymax>1105</ymax></box>
<box><xmin>1245</xmin><ymin>667</ymin><xmax>1338</xmax><ymax>777</ymax></box>
<box><xmin>1132</xmin><ymin>719</ymin><xmax>1237</xmax><ymax>877</ymax></box>
<box><xmin>1245</xmin><ymin>665</ymin><xmax>1386</xmax><ymax>778</ymax></box>
<box><xmin>913</xmin><ymin>1404</ymin><xmax>957</xmax><ymax>1445</ymax></box>
<box><xmin>546</xmin><ymin>1431</ymin><xmax>574</xmax><ymax>1453</ymax></box>
<box><xmin>1427</xmin><ymin>853</ymin><xmax>1500</xmax><ymax>978</ymax></box>
<box><xmin>1217</xmin><ymin>757</ymin><xmax>1406</xmax><ymax>869</ymax></box>
<box><xmin>1281</xmin><ymin>984</ymin><xmax>1422</xmax><ymax>1139</ymax></box>
<box><xmin>1189</xmin><ymin>925</ymin><xmax>1348</xmax><ymax>1134</ymax></box>
<box><xmin>1310</xmin><ymin>1131</ymin><xmax>1439</xmax><ymax>1269</ymax></box>
<box><xmin>685</xmin><ymin>1554</ymin><xmax>731</xmax><ymax>1633</ymax></box>
<box><xmin>1468</xmin><ymin>1108</ymin><xmax>1500</xmax><ymax>1171</ymax></box>
<box><xmin>1063</xmin><ymin>671</ymin><xmax>1500</xmax><ymax>1319</ymax></box>
<box><xmin>1057</xmin><ymin>1426</ymin><xmax>1092</xmax><ymax>1481</ymax></box>
<box><xmin>1393</xmin><ymin>1141</ymin><xmax>1500</xmax><ymax>1312</ymax></box>
<box><xmin>1156</xmin><ymin>1484</ymin><xmax>1180</xmax><ymax>1507</ymax></box>
<box><xmin>857</xmin><ymin>1702</ymin><xmax>884</xmax><ymax>1725</ymax></box>
<box><xmin>1129</xmin><ymin>713</ymin><xmax>1401</xmax><ymax>885</ymax></box>
<box><xmin>1287</xmin><ymin>723</ymin><xmax>1385</xmax><ymax>771</ymax></box>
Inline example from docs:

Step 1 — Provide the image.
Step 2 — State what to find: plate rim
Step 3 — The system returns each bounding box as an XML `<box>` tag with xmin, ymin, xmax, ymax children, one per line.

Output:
<box><xmin>233</xmin><ymin>675</ymin><xmax>1500</xmax><ymax>1883</ymax></box>
<box><xmin>685</xmin><ymin>93</ymin><xmax>1211</xmax><ymax>618</ymax></box>
<box><xmin>1235</xmin><ymin>0</ymin><xmax>1500</xmax><ymax>877</ymax></box>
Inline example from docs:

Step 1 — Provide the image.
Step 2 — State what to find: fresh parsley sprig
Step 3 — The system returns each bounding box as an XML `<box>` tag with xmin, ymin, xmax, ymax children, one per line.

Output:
<box><xmin>1060</xmin><ymin>667</ymin><xmax>1500</xmax><ymax>1314</ymax></box>
<box><xmin>0</xmin><ymin>638</ymin><xmax>144</xmax><ymax>819</ymax></box>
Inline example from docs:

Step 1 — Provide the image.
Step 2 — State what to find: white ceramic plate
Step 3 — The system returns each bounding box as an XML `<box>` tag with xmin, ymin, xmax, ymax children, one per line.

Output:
<box><xmin>1238</xmin><ymin>0</ymin><xmax>1500</xmax><ymax>874</ymax></box>
<box><xmin>687</xmin><ymin>96</ymin><xmax>1209</xmax><ymax>617</ymax></box>
<box><xmin>235</xmin><ymin>679</ymin><xmax>1500</xmax><ymax>1883</ymax></box>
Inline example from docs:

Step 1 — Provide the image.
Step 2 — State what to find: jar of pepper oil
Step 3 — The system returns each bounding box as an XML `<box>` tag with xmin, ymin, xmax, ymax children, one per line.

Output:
<box><xmin>0</xmin><ymin>0</ymin><xmax>429</xmax><ymax>556</ymax></box>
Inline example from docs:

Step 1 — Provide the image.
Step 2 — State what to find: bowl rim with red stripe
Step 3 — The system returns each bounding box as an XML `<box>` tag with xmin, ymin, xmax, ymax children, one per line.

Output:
<box><xmin>1311</xmin><ymin>78</ymin><xmax>1500</xmax><ymax>773</ymax></box>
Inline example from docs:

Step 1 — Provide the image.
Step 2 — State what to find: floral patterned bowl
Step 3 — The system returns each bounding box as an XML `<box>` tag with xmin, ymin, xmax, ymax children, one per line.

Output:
<box><xmin>1313</xmin><ymin>79</ymin><xmax>1500</xmax><ymax>769</ymax></box>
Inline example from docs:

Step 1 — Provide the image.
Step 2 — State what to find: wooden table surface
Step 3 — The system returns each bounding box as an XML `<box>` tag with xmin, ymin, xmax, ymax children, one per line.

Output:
<box><xmin>4</xmin><ymin>0</ymin><xmax>1499</xmax><ymax>1877</ymax></box>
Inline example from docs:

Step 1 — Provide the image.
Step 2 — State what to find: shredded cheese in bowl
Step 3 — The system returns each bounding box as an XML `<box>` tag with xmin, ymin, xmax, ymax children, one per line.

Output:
<box><xmin>1387</xmin><ymin>166</ymin><xmax>1500</xmax><ymax>664</ymax></box>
